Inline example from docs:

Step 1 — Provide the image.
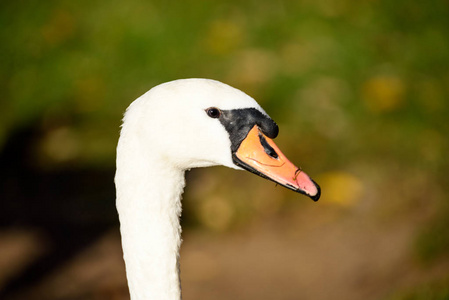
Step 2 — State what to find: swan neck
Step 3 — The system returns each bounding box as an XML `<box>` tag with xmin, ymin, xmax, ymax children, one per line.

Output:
<box><xmin>116</xmin><ymin>145</ymin><xmax>185</xmax><ymax>300</ymax></box>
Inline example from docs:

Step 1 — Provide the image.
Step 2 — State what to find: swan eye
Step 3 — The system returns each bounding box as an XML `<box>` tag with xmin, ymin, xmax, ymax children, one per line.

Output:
<box><xmin>206</xmin><ymin>107</ymin><xmax>221</xmax><ymax>118</ymax></box>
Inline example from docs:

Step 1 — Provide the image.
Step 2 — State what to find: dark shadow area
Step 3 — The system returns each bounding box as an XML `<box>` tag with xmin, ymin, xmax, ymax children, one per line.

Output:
<box><xmin>0</xmin><ymin>121</ymin><xmax>118</xmax><ymax>299</ymax></box>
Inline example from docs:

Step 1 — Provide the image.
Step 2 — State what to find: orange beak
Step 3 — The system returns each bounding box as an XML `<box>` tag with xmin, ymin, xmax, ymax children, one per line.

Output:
<box><xmin>234</xmin><ymin>126</ymin><xmax>320</xmax><ymax>201</ymax></box>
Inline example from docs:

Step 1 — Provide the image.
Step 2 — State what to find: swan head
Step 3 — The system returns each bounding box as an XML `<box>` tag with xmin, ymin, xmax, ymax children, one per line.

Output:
<box><xmin>121</xmin><ymin>78</ymin><xmax>320</xmax><ymax>201</ymax></box>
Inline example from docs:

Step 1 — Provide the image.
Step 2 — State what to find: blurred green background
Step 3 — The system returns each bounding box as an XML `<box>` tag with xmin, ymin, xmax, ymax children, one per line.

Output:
<box><xmin>1</xmin><ymin>0</ymin><xmax>449</xmax><ymax>299</ymax></box>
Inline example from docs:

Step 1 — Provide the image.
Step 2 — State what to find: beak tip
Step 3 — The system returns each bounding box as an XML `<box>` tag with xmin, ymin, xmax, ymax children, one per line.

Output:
<box><xmin>309</xmin><ymin>180</ymin><xmax>321</xmax><ymax>202</ymax></box>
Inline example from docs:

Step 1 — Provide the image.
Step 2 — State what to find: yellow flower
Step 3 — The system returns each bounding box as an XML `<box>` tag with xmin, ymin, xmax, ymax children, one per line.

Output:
<box><xmin>317</xmin><ymin>171</ymin><xmax>364</xmax><ymax>207</ymax></box>
<box><xmin>362</xmin><ymin>75</ymin><xmax>406</xmax><ymax>113</ymax></box>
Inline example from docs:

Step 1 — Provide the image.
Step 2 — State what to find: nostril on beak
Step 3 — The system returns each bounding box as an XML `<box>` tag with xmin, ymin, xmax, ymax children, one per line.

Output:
<box><xmin>259</xmin><ymin>133</ymin><xmax>278</xmax><ymax>159</ymax></box>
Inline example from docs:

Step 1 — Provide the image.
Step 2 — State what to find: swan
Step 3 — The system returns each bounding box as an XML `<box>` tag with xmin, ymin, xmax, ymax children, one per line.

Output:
<box><xmin>115</xmin><ymin>78</ymin><xmax>320</xmax><ymax>300</ymax></box>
